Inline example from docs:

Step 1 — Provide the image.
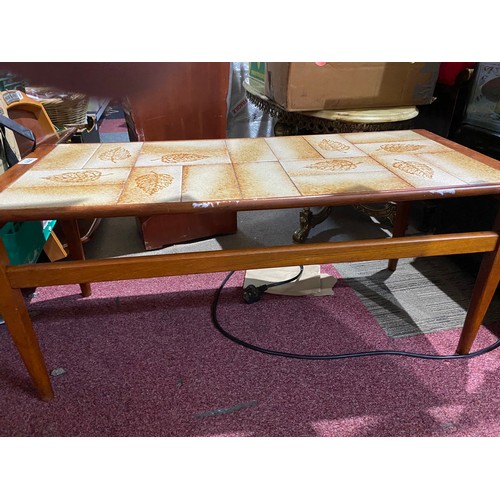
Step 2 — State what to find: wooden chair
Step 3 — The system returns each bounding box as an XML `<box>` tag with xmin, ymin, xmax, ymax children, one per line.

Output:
<box><xmin>1</xmin><ymin>90</ymin><xmax>70</xmax><ymax>261</ymax></box>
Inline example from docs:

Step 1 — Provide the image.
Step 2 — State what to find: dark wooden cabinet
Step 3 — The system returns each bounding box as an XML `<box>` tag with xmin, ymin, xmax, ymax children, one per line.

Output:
<box><xmin>124</xmin><ymin>62</ymin><xmax>236</xmax><ymax>249</ymax></box>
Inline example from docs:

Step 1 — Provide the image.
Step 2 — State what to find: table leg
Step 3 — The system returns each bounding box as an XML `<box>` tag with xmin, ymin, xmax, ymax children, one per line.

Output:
<box><xmin>457</xmin><ymin>203</ymin><xmax>500</xmax><ymax>354</ymax></box>
<box><xmin>0</xmin><ymin>240</ymin><xmax>54</xmax><ymax>400</ymax></box>
<box><xmin>293</xmin><ymin>207</ymin><xmax>333</xmax><ymax>243</ymax></box>
<box><xmin>456</xmin><ymin>242</ymin><xmax>500</xmax><ymax>355</ymax></box>
<box><xmin>60</xmin><ymin>219</ymin><xmax>92</xmax><ymax>297</ymax></box>
<box><xmin>388</xmin><ymin>201</ymin><xmax>411</xmax><ymax>271</ymax></box>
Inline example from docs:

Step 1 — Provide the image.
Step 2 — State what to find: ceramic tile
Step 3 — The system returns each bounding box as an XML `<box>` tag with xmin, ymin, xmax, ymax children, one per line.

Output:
<box><xmin>0</xmin><ymin>185</ymin><xmax>125</xmax><ymax>209</ymax></box>
<box><xmin>375</xmin><ymin>154</ymin><xmax>468</xmax><ymax>188</ymax></box>
<box><xmin>118</xmin><ymin>166</ymin><xmax>182</xmax><ymax>204</ymax></box>
<box><xmin>288</xmin><ymin>171</ymin><xmax>411</xmax><ymax>196</ymax></box>
<box><xmin>7</xmin><ymin>168</ymin><xmax>131</xmax><ymax>189</ymax></box>
<box><xmin>84</xmin><ymin>143</ymin><xmax>143</xmax><ymax>169</ymax></box>
<box><xmin>136</xmin><ymin>140</ymin><xmax>230</xmax><ymax>166</ymax></box>
<box><xmin>226</xmin><ymin>138</ymin><xmax>277</xmax><ymax>163</ymax></box>
<box><xmin>280</xmin><ymin>156</ymin><xmax>387</xmax><ymax>178</ymax></box>
<box><xmin>417</xmin><ymin>151</ymin><xmax>500</xmax><ymax>184</ymax></box>
<box><xmin>303</xmin><ymin>134</ymin><xmax>367</xmax><ymax>158</ymax></box>
<box><xmin>265</xmin><ymin>136</ymin><xmax>323</xmax><ymax>160</ymax></box>
<box><xmin>354</xmin><ymin>139</ymin><xmax>452</xmax><ymax>156</ymax></box>
<box><xmin>342</xmin><ymin>130</ymin><xmax>425</xmax><ymax>144</ymax></box>
<box><xmin>30</xmin><ymin>143</ymin><xmax>101</xmax><ymax>170</ymax></box>
<box><xmin>181</xmin><ymin>163</ymin><xmax>241</xmax><ymax>202</ymax></box>
<box><xmin>233</xmin><ymin>162</ymin><xmax>300</xmax><ymax>199</ymax></box>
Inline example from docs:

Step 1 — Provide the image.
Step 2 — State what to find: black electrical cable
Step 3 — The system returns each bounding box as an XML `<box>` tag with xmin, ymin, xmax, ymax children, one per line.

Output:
<box><xmin>211</xmin><ymin>271</ymin><xmax>500</xmax><ymax>361</ymax></box>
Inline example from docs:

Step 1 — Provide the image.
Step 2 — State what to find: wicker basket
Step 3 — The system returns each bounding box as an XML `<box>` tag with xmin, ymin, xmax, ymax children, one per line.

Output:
<box><xmin>26</xmin><ymin>87</ymin><xmax>89</xmax><ymax>129</ymax></box>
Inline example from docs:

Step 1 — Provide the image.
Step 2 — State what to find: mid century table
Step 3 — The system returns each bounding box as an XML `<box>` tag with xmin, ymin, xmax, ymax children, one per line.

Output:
<box><xmin>1</xmin><ymin>129</ymin><xmax>499</xmax><ymax>401</ymax></box>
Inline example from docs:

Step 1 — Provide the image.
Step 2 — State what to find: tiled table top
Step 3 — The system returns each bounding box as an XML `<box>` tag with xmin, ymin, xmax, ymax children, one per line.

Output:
<box><xmin>1</xmin><ymin>130</ymin><xmax>500</xmax><ymax>220</ymax></box>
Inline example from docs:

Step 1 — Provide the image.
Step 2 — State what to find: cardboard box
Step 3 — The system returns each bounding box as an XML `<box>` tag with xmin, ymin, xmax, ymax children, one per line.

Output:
<box><xmin>265</xmin><ymin>62</ymin><xmax>440</xmax><ymax>111</ymax></box>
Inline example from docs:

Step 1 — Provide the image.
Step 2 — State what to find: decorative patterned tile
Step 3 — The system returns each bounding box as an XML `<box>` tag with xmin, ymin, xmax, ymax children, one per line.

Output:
<box><xmin>418</xmin><ymin>151</ymin><xmax>500</xmax><ymax>184</ymax></box>
<box><xmin>375</xmin><ymin>154</ymin><xmax>468</xmax><ymax>188</ymax></box>
<box><xmin>342</xmin><ymin>130</ymin><xmax>425</xmax><ymax>144</ymax></box>
<box><xmin>136</xmin><ymin>140</ymin><xmax>230</xmax><ymax>167</ymax></box>
<box><xmin>280</xmin><ymin>154</ymin><xmax>410</xmax><ymax>195</ymax></box>
<box><xmin>181</xmin><ymin>163</ymin><xmax>241</xmax><ymax>202</ymax></box>
<box><xmin>303</xmin><ymin>134</ymin><xmax>367</xmax><ymax>158</ymax></box>
<box><xmin>84</xmin><ymin>143</ymin><xmax>143</xmax><ymax>169</ymax></box>
<box><xmin>6</xmin><ymin>167</ymin><xmax>131</xmax><ymax>189</ymax></box>
<box><xmin>265</xmin><ymin>136</ymin><xmax>323</xmax><ymax>160</ymax></box>
<box><xmin>118</xmin><ymin>166</ymin><xmax>182</xmax><ymax>204</ymax></box>
<box><xmin>30</xmin><ymin>143</ymin><xmax>100</xmax><ymax>170</ymax></box>
<box><xmin>0</xmin><ymin>165</ymin><xmax>130</xmax><ymax>209</ymax></box>
<box><xmin>226</xmin><ymin>138</ymin><xmax>277</xmax><ymax>163</ymax></box>
<box><xmin>0</xmin><ymin>185</ymin><xmax>125</xmax><ymax>209</ymax></box>
<box><xmin>233</xmin><ymin>162</ymin><xmax>300</xmax><ymax>199</ymax></box>
<box><xmin>288</xmin><ymin>170</ymin><xmax>411</xmax><ymax>196</ymax></box>
<box><xmin>280</xmin><ymin>156</ymin><xmax>388</xmax><ymax>177</ymax></box>
<box><xmin>354</xmin><ymin>139</ymin><xmax>452</xmax><ymax>156</ymax></box>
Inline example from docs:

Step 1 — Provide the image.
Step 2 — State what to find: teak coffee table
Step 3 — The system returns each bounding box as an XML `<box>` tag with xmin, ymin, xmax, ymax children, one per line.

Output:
<box><xmin>1</xmin><ymin>129</ymin><xmax>499</xmax><ymax>401</ymax></box>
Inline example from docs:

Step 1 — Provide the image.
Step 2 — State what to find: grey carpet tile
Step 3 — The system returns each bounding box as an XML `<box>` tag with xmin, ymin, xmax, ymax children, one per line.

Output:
<box><xmin>334</xmin><ymin>257</ymin><xmax>500</xmax><ymax>338</ymax></box>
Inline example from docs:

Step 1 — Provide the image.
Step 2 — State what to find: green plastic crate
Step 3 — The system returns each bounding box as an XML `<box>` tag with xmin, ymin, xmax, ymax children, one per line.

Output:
<box><xmin>249</xmin><ymin>62</ymin><xmax>266</xmax><ymax>83</ymax></box>
<box><xmin>0</xmin><ymin>220</ymin><xmax>56</xmax><ymax>265</ymax></box>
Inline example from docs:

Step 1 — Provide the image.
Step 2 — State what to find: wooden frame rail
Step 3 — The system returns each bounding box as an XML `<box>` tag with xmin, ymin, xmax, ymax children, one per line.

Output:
<box><xmin>6</xmin><ymin>232</ymin><xmax>499</xmax><ymax>289</ymax></box>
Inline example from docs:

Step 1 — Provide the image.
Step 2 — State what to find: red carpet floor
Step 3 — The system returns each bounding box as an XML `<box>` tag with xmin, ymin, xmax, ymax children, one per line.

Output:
<box><xmin>1</xmin><ymin>265</ymin><xmax>499</xmax><ymax>437</ymax></box>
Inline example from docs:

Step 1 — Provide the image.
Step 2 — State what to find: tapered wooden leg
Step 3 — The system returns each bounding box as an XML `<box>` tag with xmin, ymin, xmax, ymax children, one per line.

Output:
<box><xmin>456</xmin><ymin>239</ymin><xmax>500</xmax><ymax>354</ymax></box>
<box><xmin>457</xmin><ymin>204</ymin><xmax>500</xmax><ymax>354</ymax></box>
<box><xmin>388</xmin><ymin>201</ymin><xmax>411</xmax><ymax>271</ymax></box>
<box><xmin>0</xmin><ymin>240</ymin><xmax>54</xmax><ymax>400</ymax></box>
<box><xmin>60</xmin><ymin>219</ymin><xmax>92</xmax><ymax>297</ymax></box>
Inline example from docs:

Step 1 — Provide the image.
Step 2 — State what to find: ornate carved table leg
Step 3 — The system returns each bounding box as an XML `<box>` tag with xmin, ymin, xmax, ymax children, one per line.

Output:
<box><xmin>352</xmin><ymin>202</ymin><xmax>397</xmax><ymax>227</ymax></box>
<box><xmin>293</xmin><ymin>207</ymin><xmax>333</xmax><ymax>243</ymax></box>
